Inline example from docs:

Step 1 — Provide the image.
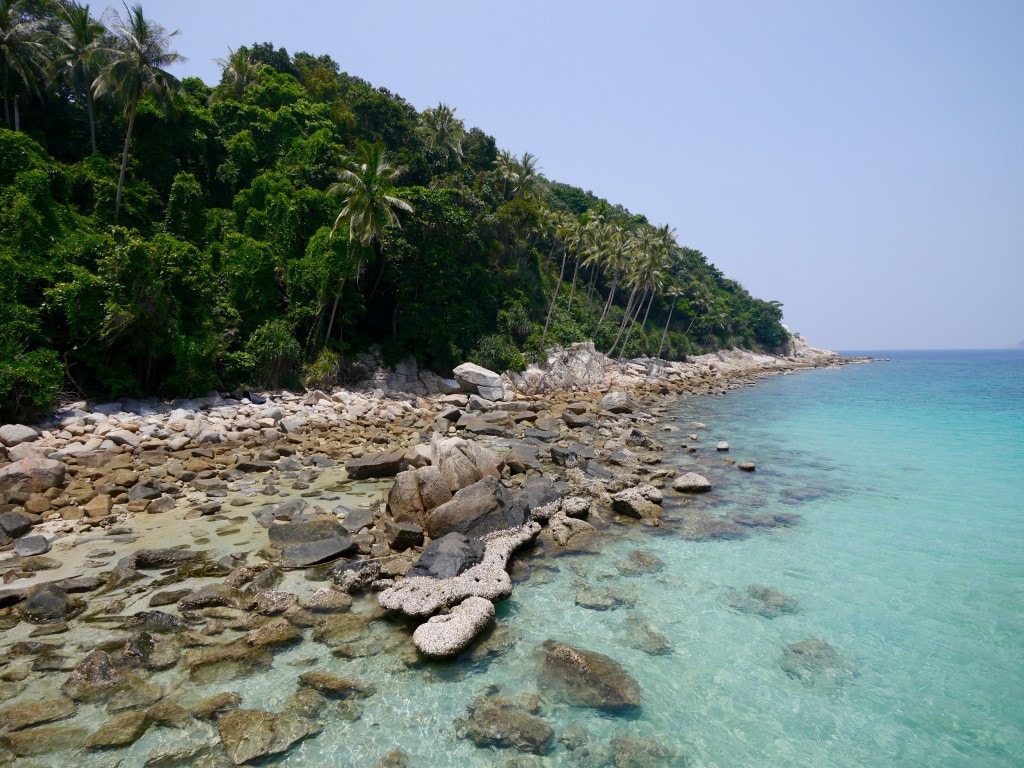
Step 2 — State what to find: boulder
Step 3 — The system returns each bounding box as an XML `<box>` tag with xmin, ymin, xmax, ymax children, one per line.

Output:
<box><xmin>384</xmin><ymin>520</ymin><xmax>424</xmax><ymax>551</ymax></box>
<box><xmin>14</xmin><ymin>534</ymin><xmax>50</xmax><ymax>556</ymax></box>
<box><xmin>672</xmin><ymin>472</ymin><xmax>712</xmax><ymax>493</ymax></box>
<box><xmin>426</xmin><ymin>476</ymin><xmax>526</xmax><ymax>540</ymax></box>
<box><xmin>431</xmin><ymin>435</ymin><xmax>501</xmax><ymax>493</ymax></box>
<box><xmin>84</xmin><ymin>709</ymin><xmax>150</xmax><ymax>750</ymax></box>
<box><xmin>0</xmin><ymin>509</ymin><xmax>35</xmax><ymax>538</ymax></box>
<box><xmin>453</xmin><ymin>362</ymin><xmax>506</xmax><ymax>401</ymax></box>
<box><xmin>0</xmin><ymin>457</ymin><xmax>65</xmax><ymax>503</ymax></box>
<box><xmin>60</xmin><ymin>651</ymin><xmax>125</xmax><ymax>702</ymax></box>
<box><xmin>779</xmin><ymin>638</ymin><xmax>855</xmax><ymax>683</ymax></box>
<box><xmin>503</xmin><ymin>444</ymin><xmax>543</xmax><ymax>475</ymax></box>
<box><xmin>0</xmin><ymin>424</ymin><xmax>39</xmax><ymax>446</ymax></box>
<box><xmin>599</xmin><ymin>391</ymin><xmax>636</xmax><ymax>414</ymax></box>
<box><xmin>412</xmin><ymin>595</ymin><xmax>495</xmax><ymax>657</ymax></box>
<box><xmin>611</xmin><ymin>485</ymin><xmax>664</xmax><ymax>522</ymax></box>
<box><xmin>345</xmin><ymin>448</ymin><xmax>407</xmax><ymax>480</ymax></box>
<box><xmin>20</xmin><ymin>583</ymin><xmax>82</xmax><ymax>624</ymax></box>
<box><xmin>536</xmin><ymin>640</ymin><xmax>642</xmax><ymax>712</ymax></box>
<box><xmin>410</xmin><ymin>532</ymin><xmax>485</xmax><ymax>579</ymax></box>
<box><xmin>610</xmin><ymin>735</ymin><xmax>681</xmax><ymax>768</ymax></box>
<box><xmin>727</xmin><ymin>584</ymin><xmax>798</xmax><ymax>618</ymax></box>
<box><xmin>267</xmin><ymin>518</ymin><xmax>356</xmax><ymax>568</ymax></box>
<box><xmin>716</xmin><ymin>441</ymin><xmax>730</xmax><ymax>451</ymax></box>
<box><xmin>456</xmin><ymin>689</ymin><xmax>553</xmax><ymax>754</ymax></box>
<box><xmin>216</xmin><ymin>707</ymin><xmax>321</xmax><ymax>765</ymax></box>
<box><xmin>387</xmin><ymin>466</ymin><xmax>452</xmax><ymax>526</ymax></box>
<box><xmin>132</xmin><ymin>548</ymin><xmax>208</xmax><ymax>569</ymax></box>
<box><xmin>297</xmin><ymin>671</ymin><xmax>375</xmax><ymax>699</ymax></box>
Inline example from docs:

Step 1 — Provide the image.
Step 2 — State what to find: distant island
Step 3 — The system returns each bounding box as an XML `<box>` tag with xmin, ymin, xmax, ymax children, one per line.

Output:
<box><xmin>1</xmin><ymin>5</ymin><xmax>789</xmax><ymax>422</ymax></box>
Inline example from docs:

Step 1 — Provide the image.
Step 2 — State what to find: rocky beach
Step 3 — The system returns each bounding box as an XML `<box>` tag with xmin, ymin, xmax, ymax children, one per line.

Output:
<box><xmin>0</xmin><ymin>337</ymin><xmax>850</xmax><ymax>766</ymax></box>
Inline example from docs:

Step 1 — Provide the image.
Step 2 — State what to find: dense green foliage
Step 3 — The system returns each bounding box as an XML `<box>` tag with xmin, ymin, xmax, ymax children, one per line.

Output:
<box><xmin>0</xmin><ymin>1</ymin><xmax>788</xmax><ymax>421</ymax></box>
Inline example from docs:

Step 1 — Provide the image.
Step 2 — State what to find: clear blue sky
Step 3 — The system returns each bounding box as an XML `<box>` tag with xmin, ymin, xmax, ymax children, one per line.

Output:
<box><xmin>136</xmin><ymin>0</ymin><xmax>1023</xmax><ymax>350</ymax></box>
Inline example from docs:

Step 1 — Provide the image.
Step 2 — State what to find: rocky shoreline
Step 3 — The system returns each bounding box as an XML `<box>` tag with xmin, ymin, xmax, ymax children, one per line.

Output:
<box><xmin>0</xmin><ymin>338</ymin><xmax>856</xmax><ymax>765</ymax></box>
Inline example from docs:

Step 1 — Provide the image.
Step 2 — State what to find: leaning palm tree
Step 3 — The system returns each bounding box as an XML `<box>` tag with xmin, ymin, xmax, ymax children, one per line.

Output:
<box><xmin>93</xmin><ymin>2</ymin><xmax>182</xmax><ymax>220</ymax></box>
<box><xmin>324</xmin><ymin>140</ymin><xmax>413</xmax><ymax>342</ymax></box>
<box><xmin>0</xmin><ymin>0</ymin><xmax>47</xmax><ymax>129</ymax></box>
<box><xmin>209</xmin><ymin>45</ymin><xmax>261</xmax><ymax>103</ymax></box>
<box><xmin>54</xmin><ymin>1</ymin><xmax>106</xmax><ymax>153</ymax></box>
<box><xmin>494</xmin><ymin>149</ymin><xmax>518</xmax><ymax>200</ymax></box>
<box><xmin>511</xmin><ymin>151</ymin><xmax>540</xmax><ymax>199</ymax></box>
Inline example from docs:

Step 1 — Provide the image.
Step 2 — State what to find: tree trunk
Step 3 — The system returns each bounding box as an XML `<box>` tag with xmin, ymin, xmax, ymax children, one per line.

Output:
<box><xmin>114</xmin><ymin>97</ymin><xmax>138</xmax><ymax>221</ymax></box>
<box><xmin>541</xmin><ymin>247</ymin><xmax>568</xmax><ymax>352</ymax></box>
<box><xmin>595</xmin><ymin>277</ymin><xmax>617</xmax><ymax>337</ymax></box>
<box><xmin>323</xmin><ymin>279</ymin><xmax>345</xmax><ymax>345</ymax></box>
<box><xmin>620</xmin><ymin>288</ymin><xmax>649</xmax><ymax>356</ymax></box>
<box><xmin>606</xmin><ymin>284</ymin><xmax>639</xmax><ymax>357</ymax></box>
<box><xmin>566</xmin><ymin>256</ymin><xmax>580</xmax><ymax>312</ymax></box>
<box><xmin>87</xmin><ymin>90</ymin><xmax>97</xmax><ymax>154</ymax></box>
<box><xmin>657</xmin><ymin>302</ymin><xmax>675</xmax><ymax>359</ymax></box>
<box><xmin>14</xmin><ymin>94</ymin><xmax>20</xmax><ymax>132</ymax></box>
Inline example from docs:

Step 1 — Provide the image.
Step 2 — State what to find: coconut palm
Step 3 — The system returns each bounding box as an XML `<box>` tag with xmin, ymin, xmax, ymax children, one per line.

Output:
<box><xmin>209</xmin><ymin>45</ymin><xmax>261</xmax><ymax>103</ymax></box>
<box><xmin>494</xmin><ymin>148</ymin><xmax>517</xmax><ymax>200</ymax></box>
<box><xmin>539</xmin><ymin>210</ymin><xmax>573</xmax><ymax>351</ymax></box>
<box><xmin>93</xmin><ymin>2</ymin><xmax>182</xmax><ymax>220</ymax></box>
<box><xmin>0</xmin><ymin>0</ymin><xmax>47</xmax><ymax>129</ymax></box>
<box><xmin>419</xmin><ymin>101</ymin><xmax>464</xmax><ymax>165</ymax></box>
<box><xmin>511</xmin><ymin>151</ymin><xmax>540</xmax><ymax>199</ymax></box>
<box><xmin>324</xmin><ymin>140</ymin><xmax>413</xmax><ymax>342</ymax></box>
<box><xmin>54</xmin><ymin>1</ymin><xmax>106</xmax><ymax>153</ymax></box>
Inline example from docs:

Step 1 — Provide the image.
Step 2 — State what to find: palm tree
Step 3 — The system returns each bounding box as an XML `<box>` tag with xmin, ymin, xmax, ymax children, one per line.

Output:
<box><xmin>512</xmin><ymin>151</ymin><xmax>540</xmax><ymax>199</ymax></box>
<box><xmin>93</xmin><ymin>2</ymin><xmax>182</xmax><ymax>220</ymax></box>
<box><xmin>494</xmin><ymin>149</ymin><xmax>517</xmax><ymax>200</ymax></box>
<box><xmin>539</xmin><ymin>210</ymin><xmax>572</xmax><ymax>351</ymax></box>
<box><xmin>324</xmin><ymin>140</ymin><xmax>413</xmax><ymax>342</ymax></box>
<box><xmin>54</xmin><ymin>1</ymin><xmax>106</xmax><ymax>153</ymax></box>
<box><xmin>419</xmin><ymin>101</ymin><xmax>464</xmax><ymax>165</ymax></box>
<box><xmin>0</xmin><ymin>0</ymin><xmax>46</xmax><ymax>130</ymax></box>
<box><xmin>209</xmin><ymin>45</ymin><xmax>261</xmax><ymax>103</ymax></box>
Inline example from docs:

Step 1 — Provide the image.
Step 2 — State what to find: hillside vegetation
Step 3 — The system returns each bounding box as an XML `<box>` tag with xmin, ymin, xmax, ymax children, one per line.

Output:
<box><xmin>0</xmin><ymin>1</ymin><xmax>788</xmax><ymax>421</ymax></box>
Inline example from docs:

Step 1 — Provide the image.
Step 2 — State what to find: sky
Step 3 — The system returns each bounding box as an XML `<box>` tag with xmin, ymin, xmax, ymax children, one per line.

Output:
<box><xmin>133</xmin><ymin>0</ymin><xmax>1023</xmax><ymax>350</ymax></box>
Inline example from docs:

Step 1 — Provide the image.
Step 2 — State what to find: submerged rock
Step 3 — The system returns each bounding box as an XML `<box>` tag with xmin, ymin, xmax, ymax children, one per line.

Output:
<box><xmin>727</xmin><ymin>584</ymin><xmax>798</xmax><ymax>618</ymax></box>
<box><xmin>615</xmin><ymin>549</ymin><xmax>665</xmax><ymax>576</ymax></box>
<box><xmin>0</xmin><ymin>696</ymin><xmax>76</xmax><ymax>731</ymax></box>
<box><xmin>84</xmin><ymin>709</ymin><xmax>150</xmax><ymax>750</ymax></box>
<box><xmin>536</xmin><ymin>640</ymin><xmax>642</xmax><ymax>712</ymax></box>
<box><xmin>456</xmin><ymin>689</ymin><xmax>553</xmax><ymax>755</ymax></box>
<box><xmin>215</xmin><ymin>707</ymin><xmax>321</xmax><ymax>765</ymax></box>
<box><xmin>610</xmin><ymin>734</ymin><xmax>685</xmax><ymax>768</ymax></box>
<box><xmin>19</xmin><ymin>583</ymin><xmax>83</xmax><ymax>624</ymax></box>
<box><xmin>779</xmin><ymin>638</ymin><xmax>856</xmax><ymax>683</ymax></box>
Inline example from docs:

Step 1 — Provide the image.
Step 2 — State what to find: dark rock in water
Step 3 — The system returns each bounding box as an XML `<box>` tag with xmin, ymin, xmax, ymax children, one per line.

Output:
<box><xmin>0</xmin><ymin>723</ymin><xmax>89</xmax><ymax>758</ymax></box>
<box><xmin>0</xmin><ymin>696</ymin><xmax>77</xmax><ymax>731</ymax></box>
<box><xmin>575</xmin><ymin>584</ymin><xmax>634</xmax><ymax>611</ymax></box>
<box><xmin>56</xmin><ymin>575</ymin><xmax>105</xmax><ymax>593</ymax></box>
<box><xmin>297</xmin><ymin>671</ymin><xmax>376</xmax><ymax>699</ymax></box>
<box><xmin>60</xmin><ymin>650</ymin><xmax>125</xmax><ymax>702</ymax></box>
<box><xmin>780</xmin><ymin>487</ymin><xmax>827</xmax><ymax>504</ymax></box>
<box><xmin>149</xmin><ymin>588</ymin><xmax>192</xmax><ymax>607</ymax></box>
<box><xmin>374</xmin><ymin>748</ymin><xmax>412</xmax><ymax>768</ymax></box>
<box><xmin>181</xmin><ymin>642</ymin><xmax>273</xmax><ymax>683</ymax></box>
<box><xmin>268</xmin><ymin>518</ymin><xmax>357</xmax><ymax>567</ymax></box>
<box><xmin>456</xmin><ymin>689</ymin><xmax>554</xmax><ymax>755</ymax></box>
<box><xmin>189</xmin><ymin>691</ymin><xmax>242</xmax><ymax>720</ymax></box>
<box><xmin>410</xmin><ymin>532</ymin><xmax>485</xmax><ymax>579</ymax></box>
<box><xmin>215</xmin><ymin>707</ymin><xmax>322</xmax><ymax>765</ymax></box>
<box><xmin>727</xmin><ymin>584</ymin><xmax>798</xmax><ymax>618</ymax></box>
<box><xmin>426</xmin><ymin>476</ymin><xmax>526</xmax><ymax>539</ymax></box>
<box><xmin>611</xmin><ymin>735</ymin><xmax>685</xmax><ymax>768</ymax></box>
<box><xmin>779</xmin><ymin>638</ymin><xmax>855</xmax><ymax>683</ymax></box>
<box><xmin>345</xmin><ymin>448</ymin><xmax>407</xmax><ymax>480</ymax></box>
<box><xmin>132</xmin><ymin>548</ymin><xmax>208</xmax><ymax>569</ymax></box>
<box><xmin>19</xmin><ymin>583</ymin><xmax>82</xmax><ymax>624</ymax></box>
<box><xmin>536</xmin><ymin>640</ymin><xmax>642</xmax><ymax>712</ymax></box>
<box><xmin>123</xmin><ymin>610</ymin><xmax>190</xmax><ymax>634</ymax></box>
<box><xmin>280</xmin><ymin>537</ymin><xmax>356</xmax><ymax>568</ymax></box>
<box><xmin>680</xmin><ymin>518</ymin><xmax>748</xmax><ymax>541</ymax></box>
<box><xmin>177</xmin><ymin>584</ymin><xmax>245</xmax><ymax>611</ymax></box>
<box><xmin>615</xmin><ymin>549</ymin><xmax>665</xmax><ymax>576</ymax></box>
<box><xmin>340</xmin><ymin>507</ymin><xmax>374</xmax><ymax>535</ymax></box>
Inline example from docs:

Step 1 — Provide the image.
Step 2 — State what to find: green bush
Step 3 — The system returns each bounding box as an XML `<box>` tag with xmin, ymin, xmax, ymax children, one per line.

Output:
<box><xmin>0</xmin><ymin>337</ymin><xmax>63</xmax><ymax>422</ymax></box>
<box><xmin>245</xmin><ymin>319</ymin><xmax>301</xmax><ymax>389</ymax></box>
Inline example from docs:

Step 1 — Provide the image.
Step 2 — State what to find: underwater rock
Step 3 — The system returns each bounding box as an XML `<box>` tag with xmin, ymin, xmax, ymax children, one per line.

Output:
<box><xmin>456</xmin><ymin>689</ymin><xmax>554</xmax><ymax>755</ymax></box>
<box><xmin>575</xmin><ymin>584</ymin><xmax>634</xmax><ymax>611</ymax></box>
<box><xmin>0</xmin><ymin>696</ymin><xmax>76</xmax><ymax>731</ymax></box>
<box><xmin>536</xmin><ymin>640</ymin><xmax>642</xmax><ymax>712</ymax></box>
<box><xmin>19</xmin><ymin>583</ymin><xmax>83</xmax><ymax>624</ymax></box>
<box><xmin>610</xmin><ymin>734</ymin><xmax>685</xmax><ymax>767</ymax></box>
<box><xmin>727</xmin><ymin>584</ymin><xmax>798</xmax><ymax>618</ymax></box>
<box><xmin>624</xmin><ymin>617</ymin><xmax>673</xmax><ymax>655</ymax></box>
<box><xmin>779</xmin><ymin>637</ymin><xmax>856</xmax><ymax>683</ymax></box>
<box><xmin>297</xmin><ymin>671</ymin><xmax>376</xmax><ymax>699</ymax></box>
<box><xmin>215</xmin><ymin>707</ymin><xmax>322</xmax><ymax>766</ymax></box>
<box><xmin>85</xmin><ymin>709</ymin><xmax>150</xmax><ymax>750</ymax></box>
<box><xmin>615</xmin><ymin>549</ymin><xmax>665</xmax><ymax>576</ymax></box>
<box><xmin>680</xmin><ymin>517</ymin><xmax>748</xmax><ymax>541</ymax></box>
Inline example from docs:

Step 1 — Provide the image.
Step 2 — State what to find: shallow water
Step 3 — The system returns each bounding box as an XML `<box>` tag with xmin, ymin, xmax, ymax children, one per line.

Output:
<box><xmin>5</xmin><ymin>351</ymin><xmax>1023</xmax><ymax>767</ymax></box>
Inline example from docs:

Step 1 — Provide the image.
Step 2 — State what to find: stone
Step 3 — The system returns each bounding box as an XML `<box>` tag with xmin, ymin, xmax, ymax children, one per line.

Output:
<box><xmin>716</xmin><ymin>441</ymin><xmax>730</xmax><ymax>451</ymax></box>
<box><xmin>610</xmin><ymin>735</ymin><xmax>682</xmax><ymax>768</ymax></box>
<box><xmin>426</xmin><ymin>476</ymin><xmax>526</xmax><ymax>540</ymax></box>
<box><xmin>14</xmin><ymin>534</ymin><xmax>50</xmax><ymax>556</ymax></box>
<box><xmin>672</xmin><ymin>472</ymin><xmax>712</xmax><ymax>493</ymax></box>
<box><xmin>345</xmin><ymin>448</ymin><xmax>407</xmax><ymax>480</ymax></box>
<box><xmin>190</xmin><ymin>691</ymin><xmax>242</xmax><ymax>720</ymax></box>
<box><xmin>536</xmin><ymin>640</ymin><xmax>642</xmax><ymax>712</ymax></box>
<box><xmin>681</xmin><ymin>518</ymin><xmax>748</xmax><ymax>541</ymax></box>
<box><xmin>83</xmin><ymin>494</ymin><xmax>113</xmax><ymax>518</ymax></box>
<box><xmin>339</xmin><ymin>506</ymin><xmax>374</xmax><ymax>534</ymax></box>
<box><xmin>575</xmin><ymin>584</ymin><xmax>633</xmax><ymax>611</ymax></box>
<box><xmin>267</xmin><ymin>518</ymin><xmax>356</xmax><ymax>567</ymax></box>
<box><xmin>727</xmin><ymin>584</ymin><xmax>798</xmax><ymax>618</ymax></box>
<box><xmin>504</xmin><ymin>444</ymin><xmax>543</xmax><ymax>475</ymax></box>
<box><xmin>0</xmin><ymin>423</ymin><xmax>39</xmax><ymax>446</ymax></box>
<box><xmin>413</xmin><ymin>595</ymin><xmax>496</xmax><ymax>657</ymax></box>
<box><xmin>457</xmin><ymin>690</ymin><xmax>553</xmax><ymax>754</ymax></box>
<box><xmin>453</xmin><ymin>362</ymin><xmax>506</xmax><ymax>401</ymax></box>
<box><xmin>624</xmin><ymin>617</ymin><xmax>673</xmax><ymax>655</ymax></box>
<box><xmin>20</xmin><ymin>583</ymin><xmax>82</xmax><ymax>624</ymax></box>
<box><xmin>384</xmin><ymin>520</ymin><xmax>424</xmax><ymax>551</ymax></box>
<box><xmin>379</xmin><ymin>522</ymin><xmax>540</xmax><ymax>617</ymax></box>
<box><xmin>85</xmin><ymin>709</ymin><xmax>150</xmax><ymax>749</ymax></box>
<box><xmin>297</xmin><ymin>671</ymin><xmax>375</xmax><ymax>699</ymax></box>
<box><xmin>0</xmin><ymin>696</ymin><xmax>76</xmax><ymax>731</ymax></box>
<box><xmin>547</xmin><ymin>514</ymin><xmax>597</xmax><ymax>549</ymax></box>
<box><xmin>779</xmin><ymin>638</ymin><xmax>855</xmax><ymax>683</ymax></box>
<box><xmin>738</xmin><ymin>462</ymin><xmax>756</xmax><ymax>472</ymax></box>
<box><xmin>60</xmin><ymin>650</ymin><xmax>125</xmax><ymax>702</ymax></box>
<box><xmin>243</xmin><ymin>618</ymin><xmax>301</xmax><ymax>649</ymax></box>
<box><xmin>611</xmin><ymin>485</ymin><xmax>663</xmax><ymax>522</ymax></box>
<box><xmin>0</xmin><ymin>509</ymin><xmax>35</xmax><ymax>537</ymax></box>
<box><xmin>216</xmin><ymin>707</ymin><xmax>321</xmax><ymax>765</ymax></box>
<box><xmin>0</xmin><ymin>724</ymin><xmax>89</xmax><ymax>757</ymax></box>
<box><xmin>177</xmin><ymin>584</ymin><xmax>245</xmax><ymax>611</ymax></box>
<box><xmin>299</xmin><ymin>587</ymin><xmax>353</xmax><ymax>613</ymax></box>
<box><xmin>410</xmin><ymin>532</ymin><xmax>485</xmax><ymax>579</ymax></box>
<box><xmin>133</xmin><ymin>548</ymin><xmax>208</xmax><ymax>569</ymax></box>
<box><xmin>599</xmin><ymin>391</ymin><xmax>636</xmax><ymax>413</ymax></box>
<box><xmin>615</xmin><ymin>549</ymin><xmax>665</xmax><ymax>576</ymax></box>
<box><xmin>387</xmin><ymin>466</ymin><xmax>452</xmax><ymax>525</ymax></box>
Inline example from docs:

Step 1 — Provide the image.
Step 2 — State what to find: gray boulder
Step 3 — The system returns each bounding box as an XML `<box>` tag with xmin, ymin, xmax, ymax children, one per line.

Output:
<box><xmin>0</xmin><ymin>457</ymin><xmax>65</xmax><ymax>503</ymax></box>
<box><xmin>672</xmin><ymin>472</ymin><xmax>712</xmax><ymax>492</ymax></box>
<box><xmin>20</xmin><ymin>583</ymin><xmax>82</xmax><ymax>624</ymax></box>
<box><xmin>0</xmin><ymin>509</ymin><xmax>35</xmax><ymax>538</ymax></box>
<box><xmin>426</xmin><ymin>476</ymin><xmax>526</xmax><ymax>540</ymax></box>
<box><xmin>14</xmin><ymin>534</ymin><xmax>51</xmax><ymax>556</ymax></box>
<box><xmin>456</xmin><ymin>689</ymin><xmax>553</xmax><ymax>754</ymax></box>
<box><xmin>0</xmin><ymin>424</ymin><xmax>39</xmax><ymax>447</ymax></box>
<box><xmin>345</xmin><ymin>448</ymin><xmax>407</xmax><ymax>480</ymax></box>
<box><xmin>536</xmin><ymin>640</ymin><xmax>642</xmax><ymax>712</ymax></box>
<box><xmin>410</xmin><ymin>532</ymin><xmax>485</xmax><ymax>579</ymax></box>
<box><xmin>387</xmin><ymin>466</ymin><xmax>452</xmax><ymax>526</ymax></box>
<box><xmin>268</xmin><ymin>518</ymin><xmax>356</xmax><ymax>568</ymax></box>
<box><xmin>599</xmin><ymin>391</ymin><xmax>636</xmax><ymax>413</ymax></box>
<box><xmin>384</xmin><ymin>520</ymin><xmax>424</xmax><ymax>551</ymax></box>
<box><xmin>453</xmin><ymin>362</ymin><xmax>506</xmax><ymax>401</ymax></box>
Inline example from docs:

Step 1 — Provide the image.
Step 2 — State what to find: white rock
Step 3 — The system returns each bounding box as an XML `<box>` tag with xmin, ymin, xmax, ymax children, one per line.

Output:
<box><xmin>716</xmin><ymin>441</ymin><xmax>730</xmax><ymax>451</ymax></box>
<box><xmin>412</xmin><ymin>596</ymin><xmax>495</xmax><ymax>657</ymax></box>
<box><xmin>672</xmin><ymin>472</ymin><xmax>712</xmax><ymax>493</ymax></box>
<box><xmin>0</xmin><ymin>424</ymin><xmax>39</xmax><ymax>447</ymax></box>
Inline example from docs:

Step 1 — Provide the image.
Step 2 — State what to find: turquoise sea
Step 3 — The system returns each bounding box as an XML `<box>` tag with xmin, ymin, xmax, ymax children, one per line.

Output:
<box><xmin>44</xmin><ymin>350</ymin><xmax>1024</xmax><ymax>767</ymax></box>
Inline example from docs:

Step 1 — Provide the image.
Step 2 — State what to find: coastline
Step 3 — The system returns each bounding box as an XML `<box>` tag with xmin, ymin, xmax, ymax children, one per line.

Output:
<box><xmin>0</xmin><ymin>339</ymin><xmax>855</xmax><ymax>764</ymax></box>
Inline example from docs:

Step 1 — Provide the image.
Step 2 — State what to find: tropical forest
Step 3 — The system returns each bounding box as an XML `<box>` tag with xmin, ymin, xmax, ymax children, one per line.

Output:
<box><xmin>0</xmin><ymin>0</ymin><xmax>789</xmax><ymax>422</ymax></box>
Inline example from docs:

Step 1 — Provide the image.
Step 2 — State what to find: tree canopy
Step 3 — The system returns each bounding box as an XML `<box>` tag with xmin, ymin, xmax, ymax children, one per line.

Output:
<box><xmin>0</xmin><ymin>3</ymin><xmax>788</xmax><ymax>421</ymax></box>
